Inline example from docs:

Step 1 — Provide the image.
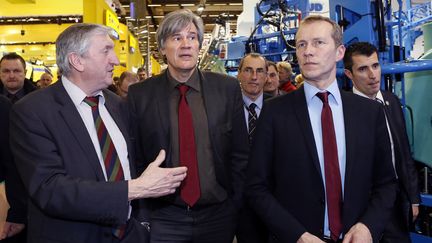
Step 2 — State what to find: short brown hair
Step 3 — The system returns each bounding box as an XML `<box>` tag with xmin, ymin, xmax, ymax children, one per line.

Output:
<box><xmin>296</xmin><ymin>15</ymin><xmax>343</xmax><ymax>47</ymax></box>
<box><xmin>238</xmin><ymin>53</ymin><xmax>267</xmax><ymax>71</ymax></box>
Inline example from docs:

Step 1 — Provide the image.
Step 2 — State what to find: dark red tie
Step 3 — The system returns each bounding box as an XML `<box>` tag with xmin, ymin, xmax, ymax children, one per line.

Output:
<box><xmin>178</xmin><ymin>85</ymin><xmax>201</xmax><ymax>206</ymax></box>
<box><xmin>316</xmin><ymin>92</ymin><xmax>342</xmax><ymax>241</ymax></box>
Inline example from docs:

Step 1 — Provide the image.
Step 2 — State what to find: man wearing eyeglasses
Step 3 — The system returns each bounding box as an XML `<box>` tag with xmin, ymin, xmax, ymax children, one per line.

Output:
<box><xmin>236</xmin><ymin>53</ymin><xmax>270</xmax><ymax>243</ymax></box>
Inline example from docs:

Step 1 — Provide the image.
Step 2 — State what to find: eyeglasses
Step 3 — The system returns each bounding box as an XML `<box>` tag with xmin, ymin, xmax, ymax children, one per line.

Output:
<box><xmin>241</xmin><ymin>67</ymin><xmax>267</xmax><ymax>76</ymax></box>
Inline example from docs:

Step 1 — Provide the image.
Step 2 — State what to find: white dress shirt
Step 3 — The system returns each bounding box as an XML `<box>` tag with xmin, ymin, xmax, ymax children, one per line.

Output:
<box><xmin>62</xmin><ymin>77</ymin><xmax>131</xmax><ymax>181</ymax></box>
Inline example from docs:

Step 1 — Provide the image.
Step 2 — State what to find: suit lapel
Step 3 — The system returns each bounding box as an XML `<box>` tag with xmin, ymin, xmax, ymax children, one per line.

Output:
<box><xmin>199</xmin><ymin>70</ymin><xmax>218</xmax><ymax>132</ymax></box>
<box><xmin>340</xmin><ymin>91</ymin><xmax>356</xmax><ymax>187</ymax></box>
<box><xmin>103</xmin><ymin>92</ymin><xmax>137</xmax><ymax>178</ymax></box>
<box><xmin>156</xmin><ymin>72</ymin><xmax>171</xmax><ymax>136</ymax></box>
<box><xmin>53</xmin><ymin>82</ymin><xmax>106</xmax><ymax>181</ymax></box>
<box><xmin>293</xmin><ymin>87</ymin><xmax>322</xmax><ymax>176</ymax></box>
<box><xmin>154</xmin><ymin>72</ymin><xmax>172</xmax><ymax>163</ymax></box>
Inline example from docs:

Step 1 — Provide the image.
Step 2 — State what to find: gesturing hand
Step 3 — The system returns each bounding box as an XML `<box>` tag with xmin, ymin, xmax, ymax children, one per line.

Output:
<box><xmin>128</xmin><ymin>150</ymin><xmax>187</xmax><ymax>200</ymax></box>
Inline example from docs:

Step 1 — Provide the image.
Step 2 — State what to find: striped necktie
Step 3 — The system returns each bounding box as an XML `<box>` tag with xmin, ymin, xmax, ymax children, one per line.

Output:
<box><xmin>248</xmin><ymin>103</ymin><xmax>257</xmax><ymax>145</ymax></box>
<box><xmin>83</xmin><ymin>96</ymin><xmax>126</xmax><ymax>238</ymax></box>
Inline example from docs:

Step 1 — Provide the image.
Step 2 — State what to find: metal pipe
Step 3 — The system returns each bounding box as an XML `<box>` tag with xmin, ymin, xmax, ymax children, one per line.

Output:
<box><xmin>337</xmin><ymin>60</ymin><xmax>432</xmax><ymax>76</ymax></box>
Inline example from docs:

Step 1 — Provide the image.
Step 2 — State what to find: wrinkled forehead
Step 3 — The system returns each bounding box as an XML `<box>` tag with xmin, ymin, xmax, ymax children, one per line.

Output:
<box><xmin>168</xmin><ymin>22</ymin><xmax>197</xmax><ymax>37</ymax></box>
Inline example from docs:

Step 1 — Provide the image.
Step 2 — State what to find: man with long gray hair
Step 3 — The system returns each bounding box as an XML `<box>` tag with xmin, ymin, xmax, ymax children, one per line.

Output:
<box><xmin>128</xmin><ymin>9</ymin><xmax>249</xmax><ymax>243</ymax></box>
<box><xmin>9</xmin><ymin>23</ymin><xmax>187</xmax><ymax>243</ymax></box>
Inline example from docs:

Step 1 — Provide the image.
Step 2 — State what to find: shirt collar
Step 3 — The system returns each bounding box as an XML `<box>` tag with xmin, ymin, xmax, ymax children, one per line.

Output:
<box><xmin>242</xmin><ymin>92</ymin><xmax>264</xmax><ymax>110</ymax></box>
<box><xmin>167</xmin><ymin>68</ymin><xmax>201</xmax><ymax>92</ymax></box>
<box><xmin>303</xmin><ymin>80</ymin><xmax>342</xmax><ymax>105</ymax></box>
<box><xmin>62</xmin><ymin>77</ymin><xmax>104</xmax><ymax>107</ymax></box>
<box><xmin>353</xmin><ymin>86</ymin><xmax>382</xmax><ymax>102</ymax></box>
<box><xmin>2</xmin><ymin>85</ymin><xmax>25</xmax><ymax>99</ymax></box>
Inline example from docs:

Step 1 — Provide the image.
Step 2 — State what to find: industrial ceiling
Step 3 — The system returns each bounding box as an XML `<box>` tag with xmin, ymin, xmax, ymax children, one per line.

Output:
<box><xmin>117</xmin><ymin>0</ymin><xmax>244</xmax><ymax>59</ymax></box>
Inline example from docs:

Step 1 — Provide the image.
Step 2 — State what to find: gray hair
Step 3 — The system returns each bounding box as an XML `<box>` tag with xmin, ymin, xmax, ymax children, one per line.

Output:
<box><xmin>56</xmin><ymin>23</ymin><xmax>115</xmax><ymax>76</ymax></box>
<box><xmin>156</xmin><ymin>9</ymin><xmax>204</xmax><ymax>51</ymax></box>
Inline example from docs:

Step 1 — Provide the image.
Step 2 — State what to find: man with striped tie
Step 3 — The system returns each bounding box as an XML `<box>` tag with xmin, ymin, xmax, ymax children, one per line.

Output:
<box><xmin>236</xmin><ymin>53</ymin><xmax>270</xmax><ymax>243</ymax></box>
<box><xmin>9</xmin><ymin>23</ymin><xmax>187</xmax><ymax>243</ymax></box>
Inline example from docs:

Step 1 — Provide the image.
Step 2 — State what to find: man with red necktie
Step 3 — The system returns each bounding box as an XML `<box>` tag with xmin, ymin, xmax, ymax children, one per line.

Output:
<box><xmin>246</xmin><ymin>15</ymin><xmax>397</xmax><ymax>243</ymax></box>
<box><xmin>9</xmin><ymin>23</ymin><xmax>186</xmax><ymax>243</ymax></box>
<box><xmin>128</xmin><ymin>9</ymin><xmax>249</xmax><ymax>243</ymax></box>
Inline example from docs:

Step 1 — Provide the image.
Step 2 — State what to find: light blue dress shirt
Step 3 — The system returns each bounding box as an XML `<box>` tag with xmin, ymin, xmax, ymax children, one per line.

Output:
<box><xmin>303</xmin><ymin>81</ymin><xmax>346</xmax><ymax>238</ymax></box>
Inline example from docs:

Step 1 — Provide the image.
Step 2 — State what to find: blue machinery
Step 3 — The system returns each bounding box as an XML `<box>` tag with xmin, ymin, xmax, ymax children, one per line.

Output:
<box><xmin>210</xmin><ymin>0</ymin><xmax>432</xmax><ymax>241</ymax></box>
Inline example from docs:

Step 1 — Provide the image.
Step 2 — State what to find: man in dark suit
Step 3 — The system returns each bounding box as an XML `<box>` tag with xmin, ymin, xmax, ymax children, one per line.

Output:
<box><xmin>343</xmin><ymin>42</ymin><xmax>420</xmax><ymax>243</ymax></box>
<box><xmin>127</xmin><ymin>9</ymin><xmax>249</xmax><ymax>243</ymax></box>
<box><xmin>0</xmin><ymin>53</ymin><xmax>36</xmax><ymax>104</ymax></box>
<box><xmin>9</xmin><ymin>23</ymin><xmax>187</xmax><ymax>243</ymax></box>
<box><xmin>236</xmin><ymin>53</ymin><xmax>269</xmax><ymax>243</ymax></box>
<box><xmin>0</xmin><ymin>53</ymin><xmax>30</xmax><ymax>243</ymax></box>
<box><xmin>246</xmin><ymin>15</ymin><xmax>397</xmax><ymax>243</ymax></box>
<box><xmin>0</xmin><ymin>95</ymin><xmax>26</xmax><ymax>243</ymax></box>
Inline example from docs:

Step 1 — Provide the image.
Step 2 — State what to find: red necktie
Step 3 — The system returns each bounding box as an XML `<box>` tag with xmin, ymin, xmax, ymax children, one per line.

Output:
<box><xmin>84</xmin><ymin>96</ymin><xmax>126</xmax><ymax>238</ymax></box>
<box><xmin>316</xmin><ymin>92</ymin><xmax>342</xmax><ymax>241</ymax></box>
<box><xmin>178</xmin><ymin>85</ymin><xmax>201</xmax><ymax>206</ymax></box>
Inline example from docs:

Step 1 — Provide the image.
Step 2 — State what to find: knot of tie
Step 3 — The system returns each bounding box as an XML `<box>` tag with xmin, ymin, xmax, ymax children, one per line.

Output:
<box><xmin>316</xmin><ymin>91</ymin><xmax>329</xmax><ymax>104</ymax></box>
<box><xmin>249</xmin><ymin>103</ymin><xmax>257</xmax><ymax>111</ymax></box>
<box><xmin>83</xmin><ymin>96</ymin><xmax>99</xmax><ymax>108</ymax></box>
<box><xmin>178</xmin><ymin>84</ymin><xmax>189</xmax><ymax>96</ymax></box>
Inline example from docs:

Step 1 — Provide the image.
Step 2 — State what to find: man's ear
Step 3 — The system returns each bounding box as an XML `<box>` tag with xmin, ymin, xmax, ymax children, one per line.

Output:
<box><xmin>68</xmin><ymin>53</ymin><xmax>84</xmax><ymax>72</ymax></box>
<box><xmin>344</xmin><ymin>69</ymin><xmax>353</xmax><ymax>80</ymax></box>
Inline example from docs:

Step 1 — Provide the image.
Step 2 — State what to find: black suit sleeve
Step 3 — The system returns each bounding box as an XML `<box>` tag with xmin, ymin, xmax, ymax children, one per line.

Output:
<box><xmin>9</xmin><ymin>101</ymin><xmax>129</xmax><ymax>225</ymax></box>
<box><xmin>229</xmin><ymin>82</ymin><xmax>250</xmax><ymax>209</ymax></box>
<box><xmin>357</xmin><ymin>104</ymin><xmax>398</xmax><ymax>240</ymax></box>
<box><xmin>0</xmin><ymin>96</ymin><xmax>27</xmax><ymax>224</ymax></box>
<box><xmin>386</xmin><ymin>93</ymin><xmax>420</xmax><ymax>204</ymax></box>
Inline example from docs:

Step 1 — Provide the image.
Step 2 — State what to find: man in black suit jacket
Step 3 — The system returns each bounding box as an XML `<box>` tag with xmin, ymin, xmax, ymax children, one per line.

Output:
<box><xmin>0</xmin><ymin>53</ymin><xmax>30</xmax><ymax>243</ymax></box>
<box><xmin>344</xmin><ymin>42</ymin><xmax>420</xmax><ymax>243</ymax></box>
<box><xmin>127</xmin><ymin>9</ymin><xmax>249</xmax><ymax>243</ymax></box>
<box><xmin>236</xmin><ymin>53</ymin><xmax>270</xmax><ymax>243</ymax></box>
<box><xmin>9</xmin><ymin>23</ymin><xmax>186</xmax><ymax>243</ymax></box>
<box><xmin>0</xmin><ymin>53</ymin><xmax>36</xmax><ymax>104</ymax></box>
<box><xmin>0</xmin><ymin>96</ymin><xmax>25</xmax><ymax>242</ymax></box>
<box><xmin>246</xmin><ymin>15</ymin><xmax>397</xmax><ymax>243</ymax></box>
